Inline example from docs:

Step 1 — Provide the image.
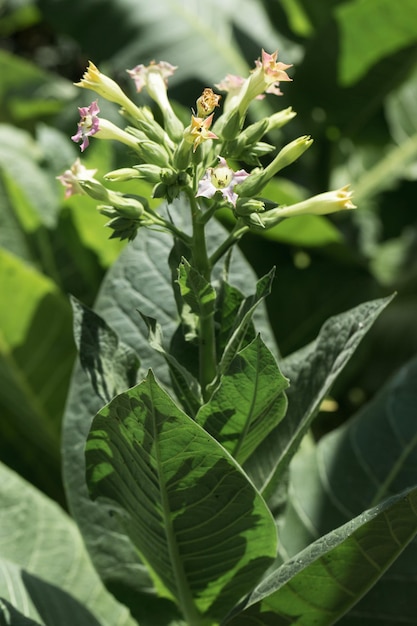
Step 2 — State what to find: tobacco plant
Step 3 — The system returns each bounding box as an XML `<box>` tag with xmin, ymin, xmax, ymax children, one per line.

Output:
<box><xmin>2</xmin><ymin>47</ymin><xmax>417</xmax><ymax>626</ymax></box>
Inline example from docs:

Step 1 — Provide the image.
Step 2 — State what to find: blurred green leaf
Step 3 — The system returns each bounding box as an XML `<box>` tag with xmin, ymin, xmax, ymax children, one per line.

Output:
<box><xmin>0</xmin><ymin>248</ymin><xmax>74</xmax><ymax>499</ymax></box>
<box><xmin>0</xmin><ymin>51</ymin><xmax>73</xmax><ymax>123</ymax></box>
<box><xmin>0</xmin><ymin>461</ymin><xmax>136</xmax><ymax>626</ymax></box>
<box><xmin>336</xmin><ymin>0</ymin><xmax>417</xmax><ymax>86</ymax></box>
<box><xmin>37</xmin><ymin>0</ymin><xmax>295</xmax><ymax>83</ymax></box>
<box><xmin>0</xmin><ymin>124</ymin><xmax>59</xmax><ymax>229</ymax></box>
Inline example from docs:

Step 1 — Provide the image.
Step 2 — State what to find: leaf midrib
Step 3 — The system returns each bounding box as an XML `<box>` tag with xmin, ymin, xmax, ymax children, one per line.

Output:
<box><xmin>149</xmin><ymin>374</ymin><xmax>202</xmax><ymax>626</ymax></box>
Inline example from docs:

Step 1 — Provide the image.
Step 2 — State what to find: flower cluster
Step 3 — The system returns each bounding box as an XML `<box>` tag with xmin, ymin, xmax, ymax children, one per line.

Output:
<box><xmin>58</xmin><ymin>49</ymin><xmax>355</xmax><ymax>243</ymax></box>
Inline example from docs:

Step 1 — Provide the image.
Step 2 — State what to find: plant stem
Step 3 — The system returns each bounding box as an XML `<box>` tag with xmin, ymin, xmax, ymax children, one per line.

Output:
<box><xmin>185</xmin><ymin>189</ymin><xmax>217</xmax><ymax>400</ymax></box>
<box><xmin>208</xmin><ymin>218</ymin><xmax>249</xmax><ymax>268</ymax></box>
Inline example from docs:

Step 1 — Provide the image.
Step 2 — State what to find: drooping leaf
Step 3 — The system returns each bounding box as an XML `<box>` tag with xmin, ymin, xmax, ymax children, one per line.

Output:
<box><xmin>196</xmin><ymin>334</ymin><xmax>288</xmax><ymax>464</ymax></box>
<box><xmin>139</xmin><ymin>312</ymin><xmax>202</xmax><ymax>416</ymax></box>
<box><xmin>62</xmin><ymin>204</ymin><xmax>277</xmax><ymax>623</ymax></box>
<box><xmin>71</xmin><ymin>296</ymin><xmax>140</xmax><ymax>404</ymax></box>
<box><xmin>0</xmin><ymin>462</ymin><xmax>135</xmax><ymax>626</ymax></box>
<box><xmin>86</xmin><ymin>371</ymin><xmax>277</xmax><ymax>624</ymax></box>
<box><xmin>227</xmin><ymin>486</ymin><xmax>417</xmax><ymax>625</ymax></box>
<box><xmin>177</xmin><ymin>257</ymin><xmax>216</xmax><ymax>318</ymax></box>
<box><xmin>218</xmin><ymin>268</ymin><xmax>275</xmax><ymax>377</ymax></box>
<box><xmin>277</xmin><ymin>354</ymin><xmax>417</xmax><ymax>624</ymax></box>
<box><xmin>244</xmin><ymin>295</ymin><xmax>394</xmax><ymax>507</ymax></box>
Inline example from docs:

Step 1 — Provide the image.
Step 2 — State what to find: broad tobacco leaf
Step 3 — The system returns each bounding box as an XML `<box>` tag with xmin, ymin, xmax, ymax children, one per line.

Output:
<box><xmin>86</xmin><ymin>371</ymin><xmax>277</xmax><ymax>625</ymax></box>
<box><xmin>226</xmin><ymin>486</ymin><xmax>417</xmax><ymax>625</ymax></box>
<box><xmin>277</xmin><ymin>354</ymin><xmax>417</xmax><ymax>624</ymax></box>
<box><xmin>196</xmin><ymin>334</ymin><xmax>288</xmax><ymax>464</ymax></box>
<box><xmin>0</xmin><ymin>461</ymin><xmax>135</xmax><ymax>626</ymax></box>
<box><xmin>244</xmin><ymin>295</ymin><xmax>394</xmax><ymax>509</ymax></box>
<box><xmin>70</xmin><ymin>296</ymin><xmax>140</xmax><ymax>404</ymax></box>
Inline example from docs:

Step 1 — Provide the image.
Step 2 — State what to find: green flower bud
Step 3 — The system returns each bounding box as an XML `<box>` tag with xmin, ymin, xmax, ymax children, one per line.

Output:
<box><xmin>240</xmin><ymin>212</ymin><xmax>266</xmax><ymax>228</ymax></box>
<box><xmin>104</xmin><ymin>168</ymin><xmax>142</xmax><ymax>182</ymax></box>
<box><xmin>173</xmin><ymin>139</ymin><xmax>192</xmax><ymax>170</ymax></box>
<box><xmin>138</xmin><ymin>140</ymin><xmax>171</xmax><ymax>168</ymax></box>
<box><xmin>234</xmin><ymin>196</ymin><xmax>265</xmax><ymax>216</ymax></box>
<box><xmin>219</xmin><ymin>109</ymin><xmax>242</xmax><ymax>141</ymax></box>
<box><xmin>259</xmin><ymin>186</ymin><xmax>356</xmax><ymax>229</ymax></box>
<box><xmin>236</xmin><ymin>136</ymin><xmax>313</xmax><ymax>197</ymax></box>
<box><xmin>133</xmin><ymin>164</ymin><xmax>166</xmax><ymax>184</ymax></box>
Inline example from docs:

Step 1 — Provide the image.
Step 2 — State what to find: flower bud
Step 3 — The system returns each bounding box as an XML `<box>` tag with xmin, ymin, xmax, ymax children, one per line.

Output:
<box><xmin>236</xmin><ymin>136</ymin><xmax>313</xmax><ymax>197</ymax></box>
<box><xmin>137</xmin><ymin>140</ymin><xmax>171</xmax><ymax>168</ymax></box>
<box><xmin>104</xmin><ymin>168</ymin><xmax>142</xmax><ymax>182</ymax></box>
<box><xmin>134</xmin><ymin>164</ymin><xmax>166</xmax><ymax>183</ymax></box>
<box><xmin>261</xmin><ymin>186</ymin><xmax>356</xmax><ymax>227</ymax></box>
<box><xmin>74</xmin><ymin>61</ymin><xmax>143</xmax><ymax>120</ymax></box>
<box><xmin>234</xmin><ymin>197</ymin><xmax>265</xmax><ymax>216</ymax></box>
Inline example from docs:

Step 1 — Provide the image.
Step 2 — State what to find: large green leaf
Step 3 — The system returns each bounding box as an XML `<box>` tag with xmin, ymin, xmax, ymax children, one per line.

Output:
<box><xmin>62</xmin><ymin>205</ymin><xmax>277</xmax><ymax>624</ymax></box>
<box><xmin>71</xmin><ymin>296</ymin><xmax>140</xmax><ymax>404</ymax></box>
<box><xmin>0</xmin><ymin>560</ymin><xmax>101</xmax><ymax>626</ymax></box>
<box><xmin>86</xmin><ymin>371</ymin><xmax>277</xmax><ymax>625</ymax></box>
<box><xmin>0</xmin><ymin>461</ymin><xmax>136</xmax><ymax>626</ymax></box>
<box><xmin>244</xmin><ymin>295</ymin><xmax>394</xmax><ymax>506</ymax></box>
<box><xmin>0</xmin><ymin>248</ymin><xmax>74</xmax><ymax>500</ymax></box>
<box><xmin>37</xmin><ymin>0</ymin><xmax>294</xmax><ymax>84</ymax></box>
<box><xmin>0</xmin><ymin>597</ymin><xmax>41</xmax><ymax>626</ymax></box>
<box><xmin>226</xmin><ymin>486</ymin><xmax>417</xmax><ymax>625</ymax></box>
<box><xmin>0</xmin><ymin>50</ymin><xmax>73</xmax><ymax>124</ymax></box>
<box><xmin>276</xmin><ymin>354</ymin><xmax>417</xmax><ymax>624</ymax></box>
<box><xmin>0</xmin><ymin>124</ymin><xmax>61</xmax><ymax>229</ymax></box>
<box><xmin>335</xmin><ymin>0</ymin><xmax>417</xmax><ymax>86</ymax></box>
<box><xmin>196</xmin><ymin>335</ymin><xmax>288</xmax><ymax>464</ymax></box>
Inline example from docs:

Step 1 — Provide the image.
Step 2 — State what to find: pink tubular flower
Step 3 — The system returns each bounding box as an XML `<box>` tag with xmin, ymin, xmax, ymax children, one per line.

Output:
<box><xmin>255</xmin><ymin>49</ymin><xmax>292</xmax><ymax>85</ymax></box>
<box><xmin>71</xmin><ymin>100</ymin><xmax>100</xmax><ymax>152</ymax></box>
<box><xmin>126</xmin><ymin>60</ymin><xmax>177</xmax><ymax>93</ymax></box>
<box><xmin>196</xmin><ymin>157</ymin><xmax>249</xmax><ymax>207</ymax></box>
<box><xmin>215</xmin><ymin>74</ymin><xmax>246</xmax><ymax>97</ymax></box>
<box><xmin>56</xmin><ymin>158</ymin><xmax>98</xmax><ymax>198</ymax></box>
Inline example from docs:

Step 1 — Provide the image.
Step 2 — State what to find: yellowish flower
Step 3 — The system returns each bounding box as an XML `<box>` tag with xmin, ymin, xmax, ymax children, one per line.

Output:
<box><xmin>183</xmin><ymin>113</ymin><xmax>218</xmax><ymax>152</ymax></box>
<box><xmin>74</xmin><ymin>61</ymin><xmax>142</xmax><ymax>119</ymax></box>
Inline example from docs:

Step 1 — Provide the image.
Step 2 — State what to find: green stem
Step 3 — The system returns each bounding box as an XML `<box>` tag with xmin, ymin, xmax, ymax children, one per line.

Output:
<box><xmin>208</xmin><ymin>218</ymin><xmax>249</xmax><ymax>268</ymax></box>
<box><xmin>185</xmin><ymin>189</ymin><xmax>217</xmax><ymax>400</ymax></box>
<box><xmin>151</xmin><ymin>213</ymin><xmax>192</xmax><ymax>245</ymax></box>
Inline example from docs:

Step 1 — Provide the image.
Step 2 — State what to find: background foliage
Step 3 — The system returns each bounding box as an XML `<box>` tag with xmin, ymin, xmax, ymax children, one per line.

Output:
<box><xmin>1</xmin><ymin>0</ymin><xmax>417</xmax><ymax>624</ymax></box>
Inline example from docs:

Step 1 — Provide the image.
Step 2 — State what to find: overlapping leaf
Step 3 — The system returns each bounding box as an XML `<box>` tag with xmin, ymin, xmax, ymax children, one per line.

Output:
<box><xmin>276</xmin><ymin>355</ymin><xmax>417</xmax><ymax>625</ymax></box>
<box><xmin>86</xmin><ymin>371</ymin><xmax>277</xmax><ymax>624</ymax></box>
<box><xmin>244</xmin><ymin>295</ymin><xmax>394</xmax><ymax>507</ymax></box>
<box><xmin>197</xmin><ymin>335</ymin><xmax>288</xmax><ymax>464</ymax></box>
<box><xmin>0</xmin><ymin>462</ymin><xmax>135</xmax><ymax>626</ymax></box>
<box><xmin>227</xmin><ymin>486</ymin><xmax>417</xmax><ymax>625</ymax></box>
